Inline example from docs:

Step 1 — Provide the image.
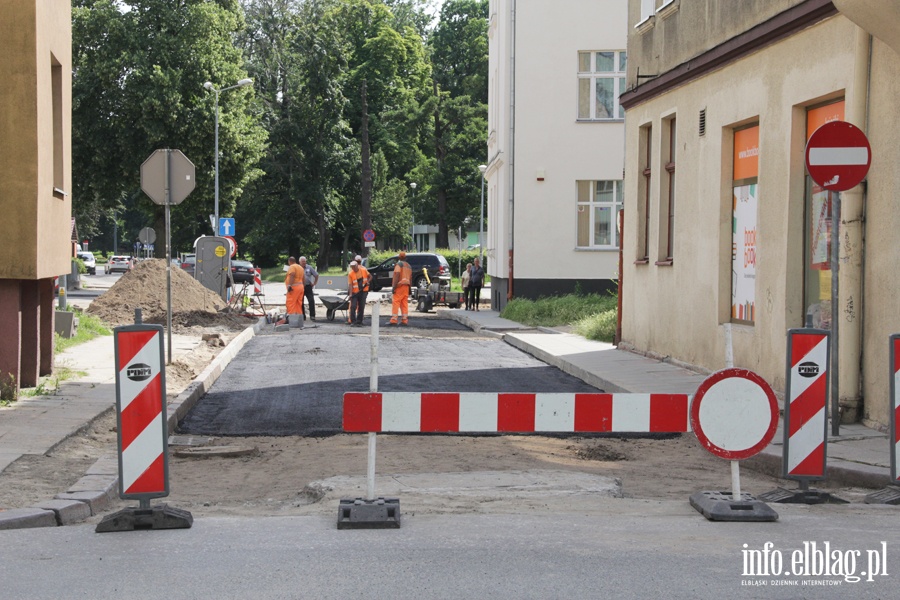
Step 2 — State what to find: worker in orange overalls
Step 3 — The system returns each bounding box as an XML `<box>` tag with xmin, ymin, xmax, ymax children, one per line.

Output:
<box><xmin>347</xmin><ymin>258</ymin><xmax>370</xmax><ymax>327</ymax></box>
<box><xmin>285</xmin><ymin>256</ymin><xmax>305</xmax><ymax>317</ymax></box>
<box><xmin>390</xmin><ymin>251</ymin><xmax>412</xmax><ymax>325</ymax></box>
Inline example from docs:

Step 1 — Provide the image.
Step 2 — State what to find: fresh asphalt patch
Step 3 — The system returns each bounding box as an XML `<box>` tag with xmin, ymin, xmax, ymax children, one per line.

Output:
<box><xmin>177</xmin><ymin>321</ymin><xmax>602</xmax><ymax>437</ymax></box>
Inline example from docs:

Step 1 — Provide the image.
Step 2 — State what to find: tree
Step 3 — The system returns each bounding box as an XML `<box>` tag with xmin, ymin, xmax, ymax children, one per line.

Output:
<box><xmin>72</xmin><ymin>0</ymin><xmax>266</xmax><ymax>252</ymax></box>
<box><xmin>424</xmin><ymin>0</ymin><xmax>488</xmax><ymax>246</ymax></box>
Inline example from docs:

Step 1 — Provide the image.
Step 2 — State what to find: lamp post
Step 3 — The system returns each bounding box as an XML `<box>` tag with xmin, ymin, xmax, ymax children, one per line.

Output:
<box><xmin>203</xmin><ymin>78</ymin><xmax>253</xmax><ymax>234</ymax></box>
<box><xmin>410</xmin><ymin>182</ymin><xmax>417</xmax><ymax>251</ymax></box>
<box><xmin>478</xmin><ymin>164</ymin><xmax>487</xmax><ymax>265</ymax></box>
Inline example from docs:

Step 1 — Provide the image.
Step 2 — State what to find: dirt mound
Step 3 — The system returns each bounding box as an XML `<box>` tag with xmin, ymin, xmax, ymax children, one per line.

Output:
<box><xmin>87</xmin><ymin>259</ymin><xmax>228</xmax><ymax>327</ymax></box>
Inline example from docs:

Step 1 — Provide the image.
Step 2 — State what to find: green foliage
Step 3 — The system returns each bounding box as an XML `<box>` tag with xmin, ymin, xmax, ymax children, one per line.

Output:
<box><xmin>73</xmin><ymin>257</ymin><xmax>87</xmax><ymax>275</ymax></box>
<box><xmin>72</xmin><ymin>0</ymin><xmax>267</xmax><ymax>250</ymax></box>
<box><xmin>0</xmin><ymin>372</ymin><xmax>17</xmax><ymax>405</ymax></box>
<box><xmin>501</xmin><ymin>294</ymin><xmax>618</xmax><ymax>342</ymax></box>
<box><xmin>55</xmin><ymin>310</ymin><xmax>113</xmax><ymax>354</ymax></box>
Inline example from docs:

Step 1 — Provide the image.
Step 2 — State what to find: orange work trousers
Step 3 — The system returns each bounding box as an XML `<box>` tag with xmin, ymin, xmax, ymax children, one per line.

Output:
<box><xmin>391</xmin><ymin>285</ymin><xmax>410</xmax><ymax>321</ymax></box>
<box><xmin>287</xmin><ymin>284</ymin><xmax>305</xmax><ymax>314</ymax></box>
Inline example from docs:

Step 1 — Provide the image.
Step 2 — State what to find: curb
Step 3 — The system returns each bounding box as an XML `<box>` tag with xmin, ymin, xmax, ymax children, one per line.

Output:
<box><xmin>0</xmin><ymin>318</ymin><xmax>262</xmax><ymax>531</ymax></box>
<box><xmin>745</xmin><ymin>448</ymin><xmax>893</xmax><ymax>490</ymax></box>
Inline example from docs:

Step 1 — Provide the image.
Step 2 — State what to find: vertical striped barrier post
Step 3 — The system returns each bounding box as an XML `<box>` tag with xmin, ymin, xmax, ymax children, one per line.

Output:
<box><xmin>96</xmin><ymin>321</ymin><xmax>193</xmax><ymax>532</ymax></box>
<box><xmin>761</xmin><ymin>328</ymin><xmax>846</xmax><ymax>504</ymax></box>
<box><xmin>254</xmin><ymin>268</ymin><xmax>262</xmax><ymax>295</ymax></box>
<box><xmin>865</xmin><ymin>334</ymin><xmax>900</xmax><ymax>504</ymax></box>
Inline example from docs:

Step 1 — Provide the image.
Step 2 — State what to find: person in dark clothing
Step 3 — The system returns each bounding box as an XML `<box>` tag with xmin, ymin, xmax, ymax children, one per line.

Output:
<box><xmin>469</xmin><ymin>258</ymin><xmax>484</xmax><ymax>311</ymax></box>
<box><xmin>299</xmin><ymin>256</ymin><xmax>319</xmax><ymax>320</ymax></box>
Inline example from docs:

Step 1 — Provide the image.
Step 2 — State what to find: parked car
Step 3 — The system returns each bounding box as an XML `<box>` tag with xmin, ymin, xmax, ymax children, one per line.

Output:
<box><xmin>105</xmin><ymin>255</ymin><xmax>133</xmax><ymax>274</ymax></box>
<box><xmin>179</xmin><ymin>254</ymin><xmax>196</xmax><ymax>276</ymax></box>
<box><xmin>231</xmin><ymin>259</ymin><xmax>256</xmax><ymax>284</ymax></box>
<box><xmin>76</xmin><ymin>251</ymin><xmax>96</xmax><ymax>275</ymax></box>
<box><xmin>368</xmin><ymin>253</ymin><xmax>452</xmax><ymax>291</ymax></box>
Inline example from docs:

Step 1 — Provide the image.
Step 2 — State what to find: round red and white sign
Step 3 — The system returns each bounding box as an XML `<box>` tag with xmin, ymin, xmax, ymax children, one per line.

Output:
<box><xmin>691</xmin><ymin>368</ymin><xmax>778</xmax><ymax>460</ymax></box>
<box><xmin>805</xmin><ymin>121</ymin><xmax>871</xmax><ymax>192</ymax></box>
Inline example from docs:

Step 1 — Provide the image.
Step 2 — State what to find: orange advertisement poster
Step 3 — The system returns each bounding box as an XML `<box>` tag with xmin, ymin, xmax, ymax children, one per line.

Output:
<box><xmin>807</xmin><ymin>101</ymin><xmax>845</xmax><ymax>141</ymax></box>
<box><xmin>733</xmin><ymin>125</ymin><xmax>759</xmax><ymax>181</ymax></box>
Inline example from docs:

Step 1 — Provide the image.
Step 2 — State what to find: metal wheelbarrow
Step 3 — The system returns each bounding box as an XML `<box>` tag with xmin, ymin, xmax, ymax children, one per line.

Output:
<box><xmin>320</xmin><ymin>294</ymin><xmax>351</xmax><ymax>322</ymax></box>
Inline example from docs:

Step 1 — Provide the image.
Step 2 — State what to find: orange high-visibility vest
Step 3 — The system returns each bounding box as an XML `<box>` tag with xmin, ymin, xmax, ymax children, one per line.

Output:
<box><xmin>394</xmin><ymin>261</ymin><xmax>412</xmax><ymax>287</ymax></box>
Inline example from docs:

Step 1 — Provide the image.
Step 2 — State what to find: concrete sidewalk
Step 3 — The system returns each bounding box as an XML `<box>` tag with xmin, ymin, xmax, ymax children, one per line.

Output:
<box><xmin>1</xmin><ymin>304</ymin><xmax>895</xmax><ymax>530</ymax></box>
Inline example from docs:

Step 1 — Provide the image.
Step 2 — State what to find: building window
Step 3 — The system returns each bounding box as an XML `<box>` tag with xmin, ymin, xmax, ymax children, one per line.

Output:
<box><xmin>577</xmin><ymin>180</ymin><xmax>623</xmax><ymax>249</ymax></box>
<box><xmin>52</xmin><ymin>55</ymin><xmax>65</xmax><ymax>198</ymax></box>
<box><xmin>731</xmin><ymin>124</ymin><xmax>759</xmax><ymax>325</ymax></box>
<box><xmin>577</xmin><ymin>51</ymin><xmax>626</xmax><ymax>121</ymax></box>
<box><xmin>658</xmin><ymin>117</ymin><xmax>676</xmax><ymax>263</ymax></box>
<box><xmin>637</xmin><ymin>124</ymin><xmax>652</xmax><ymax>262</ymax></box>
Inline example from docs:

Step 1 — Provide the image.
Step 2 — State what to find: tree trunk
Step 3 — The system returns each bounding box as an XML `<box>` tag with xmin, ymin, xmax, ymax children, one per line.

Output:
<box><xmin>360</xmin><ymin>79</ymin><xmax>373</xmax><ymax>258</ymax></box>
<box><xmin>433</xmin><ymin>81</ymin><xmax>449</xmax><ymax>247</ymax></box>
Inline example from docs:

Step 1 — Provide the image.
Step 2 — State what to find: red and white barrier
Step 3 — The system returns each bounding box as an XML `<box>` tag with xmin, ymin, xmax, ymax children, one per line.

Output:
<box><xmin>783</xmin><ymin>329</ymin><xmax>830</xmax><ymax>479</ymax></box>
<box><xmin>254</xmin><ymin>268</ymin><xmax>262</xmax><ymax>295</ymax></box>
<box><xmin>343</xmin><ymin>392</ymin><xmax>691</xmax><ymax>433</ymax></box>
<box><xmin>114</xmin><ymin>326</ymin><xmax>169</xmax><ymax>499</ymax></box>
<box><xmin>891</xmin><ymin>335</ymin><xmax>900</xmax><ymax>483</ymax></box>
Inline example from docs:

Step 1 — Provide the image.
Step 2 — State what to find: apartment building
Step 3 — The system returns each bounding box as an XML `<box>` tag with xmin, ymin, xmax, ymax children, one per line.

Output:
<box><xmin>0</xmin><ymin>0</ymin><xmax>72</xmax><ymax>391</ymax></box>
<box><xmin>620</xmin><ymin>0</ymin><xmax>900</xmax><ymax>429</ymax></box>
<box><xmin>484</xmin><ymin>0</ymin><xmax>627</xmax><ymax>309</ymax></box>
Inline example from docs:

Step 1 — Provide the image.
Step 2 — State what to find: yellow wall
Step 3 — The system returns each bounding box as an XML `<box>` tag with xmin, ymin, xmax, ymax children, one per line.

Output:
<box><xmin>0</xmin><ymin>0</ymin><xmax>72</xmax><ymax>280</ymax></box>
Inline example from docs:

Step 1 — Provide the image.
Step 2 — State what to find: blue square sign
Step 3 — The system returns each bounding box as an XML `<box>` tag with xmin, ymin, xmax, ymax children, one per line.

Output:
<box><xmin>218</xmin><ymin>218</ymin><xmax>235</xmax><ymax>237</ymax></box>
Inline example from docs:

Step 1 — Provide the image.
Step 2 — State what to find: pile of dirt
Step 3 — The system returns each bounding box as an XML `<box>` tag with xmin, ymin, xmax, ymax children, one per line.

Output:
<box><xmin>86</xmin><ymin>259</ymin><xmax>229</xmax><ymax>327</ymax></box>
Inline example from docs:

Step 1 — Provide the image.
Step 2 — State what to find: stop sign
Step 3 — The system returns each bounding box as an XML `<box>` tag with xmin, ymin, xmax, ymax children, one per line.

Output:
<box><xmin>805</xmin><ymin>121</ymin><xmax>871</xmax><ymax>192</ymax></box>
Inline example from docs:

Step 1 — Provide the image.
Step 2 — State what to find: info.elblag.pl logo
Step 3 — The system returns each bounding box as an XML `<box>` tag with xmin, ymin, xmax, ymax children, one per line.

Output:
<box><xmin>741</xmin><ymin>541</ymin><xmax>889</xmax><ymax>586</ymax></box>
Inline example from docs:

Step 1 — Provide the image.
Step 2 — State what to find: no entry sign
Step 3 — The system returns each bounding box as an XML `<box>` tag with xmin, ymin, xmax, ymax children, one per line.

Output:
<box><xmin>805</xmin><ymin>121</ymin><xmax>871</xmax><ymax>192</ymax></box>
<box><xmin>690</xmin><ymin>368</ymin><xmax>779</xmax><ymax>460</ymax></box>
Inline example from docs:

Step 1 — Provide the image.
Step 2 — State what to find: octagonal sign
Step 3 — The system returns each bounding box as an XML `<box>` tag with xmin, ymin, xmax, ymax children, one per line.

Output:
<box><xmin>141</xmin><ymin>149</ymin><xmax>196</xmax><ymax>205</ymax></box>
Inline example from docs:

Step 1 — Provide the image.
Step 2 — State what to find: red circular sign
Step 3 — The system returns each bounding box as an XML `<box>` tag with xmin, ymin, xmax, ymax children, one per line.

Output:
<box><xmin>224</xmin><ymin>235</ymin><xmax>237</xmax><ymax>258</ymax></box>
<box><xmin>363</xmin><ymin>229</ymin><xmax>375</xmax><ymax>242</ymax></box>
<box><xmin>805</xmin><ymin>121</ymin><xmax>871</xmax><ymax>192</ymax></box>
<box><xmin>690</xmin><ymin>368</ymin><xmax>778</xmax><ymax>461</ymax></box>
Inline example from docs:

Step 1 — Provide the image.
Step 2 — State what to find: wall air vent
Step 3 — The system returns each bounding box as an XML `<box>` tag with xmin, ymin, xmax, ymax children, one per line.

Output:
<box><xmin>699</xmin><ymin>108</ymin><xmax>706</xmax><ymax>137</ymax></box>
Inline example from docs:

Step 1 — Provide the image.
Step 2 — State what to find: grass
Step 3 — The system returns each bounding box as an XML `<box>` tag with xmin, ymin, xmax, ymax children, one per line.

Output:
<box><xmin>501</xmin><ymin>293</ymin><xmax>618</xmax><ymax>343</ymax></box>
<box><xmin>55</xmin><ymin>309</ymin><xmax>112</xmax><ymax>354</ymax></box>
<box><xmin>19</xmin><ymin>366</ymin><xmax>88</xmax><ymax>399</ymax></box>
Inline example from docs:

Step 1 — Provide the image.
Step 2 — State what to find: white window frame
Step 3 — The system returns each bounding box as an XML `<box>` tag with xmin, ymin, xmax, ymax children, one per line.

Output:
<box><xmin>577</xmin><ymin>180</ymin><xmax>624</xmax><ymax>249</ymax></box>
<box><xmin>577</xmin><ymin>51</ymin><xmax>627</xmax><ymax>121</ymax></box>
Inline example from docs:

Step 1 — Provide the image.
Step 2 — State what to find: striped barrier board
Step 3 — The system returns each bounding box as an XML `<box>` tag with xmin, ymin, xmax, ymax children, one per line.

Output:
<box><xmin>891</xmin><ymin>334</ymin><xmax>900</xmax><ymax>483</ymax></box>
<box><xmin>114</xmin><ymin>325</ymin><xmax>169</xmax><ymax>500</ymax></box>
<box><xmin>782</xmin><ymin>328</ymin><xmax>830</xmax><ymax>480</ymax></box>
<box><xmin>254</xmin><ymin>268</ymin><xmax>262</xmax><ymax>295</ymax></box>
<box><xmin>343</xmin><ymin>392</ymin><xmax>691</xmax><ymax>433</ymax></box>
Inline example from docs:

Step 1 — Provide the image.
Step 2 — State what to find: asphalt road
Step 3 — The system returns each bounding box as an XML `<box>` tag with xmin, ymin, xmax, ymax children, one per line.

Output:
<box><xmin>1</xmin><ymin>509</ymin><xmax>895</xmax><ymax>599</ymax></box>
<box><xmin>177</xmin><ymin>321</ymin><xmax>601</xmax><ymax>436</ymax></box>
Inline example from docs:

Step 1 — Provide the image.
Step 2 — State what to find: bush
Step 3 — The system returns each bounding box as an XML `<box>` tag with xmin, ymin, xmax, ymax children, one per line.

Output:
<box><xmin>500</xmin><ymin>293</ymin><xmax>617</xmax><ymax>342</ymax></box>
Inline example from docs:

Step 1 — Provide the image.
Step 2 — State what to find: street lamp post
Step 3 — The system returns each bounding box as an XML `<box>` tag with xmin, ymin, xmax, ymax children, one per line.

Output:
<box><xmin>203</xmin><ymin>78</ymin><xmax>253</xmax><ymax>234</ymax></box>
<box><xmin>478</xmin><ymin>164</ymin><xmax>487</xmax><ymax>265</ymax></box>
<box><xmin>410</xmin><ymin>182</ymin><xmax>417</xmax><ymax>251</ymax></box>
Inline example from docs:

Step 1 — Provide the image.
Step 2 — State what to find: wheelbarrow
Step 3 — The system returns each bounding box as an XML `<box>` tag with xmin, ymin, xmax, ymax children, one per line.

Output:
<box><xmin>320</xmin><ymin>294</ymin><xmax>351</xmax><ymax>322</ymax></box>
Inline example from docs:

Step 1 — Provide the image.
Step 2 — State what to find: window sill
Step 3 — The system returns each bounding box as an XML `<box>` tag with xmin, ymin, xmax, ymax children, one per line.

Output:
<box><xmin>634</xmin><ymin>258</ymin><xmax>650</xmax><ymax>265</ymax></box>
<box><xmin>575</xmin><ymin>118</ymin><xmax>625</xmax><ymax>123</ymax></box>
<box><xmin>634</xmin><ymin>15</ymin><xmax>655</xmax><ymax>35</ymax></box>
<box><xmin>53</xmin><ymin>187</ymin><xmax>68</xmax><ymax>200</ymax></box>
<box><xmin>656</xmin><ymin>0</ymin><xmax>679</xmax><ymax>20</ymax></box>
<box><xmin>655</xmin><ymin>259</ymin><xmax>673</xmax><ymax>267</ymax></box>
<box><xmin>575</xmin><ymin>247</ymin><xmax>621</xmax><ymax>252</ymax></box>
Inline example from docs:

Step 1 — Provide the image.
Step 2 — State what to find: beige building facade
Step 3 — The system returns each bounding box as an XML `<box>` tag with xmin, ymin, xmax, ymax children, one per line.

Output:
<box><xmin>620</xmin><ymin>0</ymin><xmax>900</xmax><ymax>430</ymax></box>
<box><xmin>0</xmin><ymin>0</ymin><xmax>73</xmax><ymax>390</ymax></box>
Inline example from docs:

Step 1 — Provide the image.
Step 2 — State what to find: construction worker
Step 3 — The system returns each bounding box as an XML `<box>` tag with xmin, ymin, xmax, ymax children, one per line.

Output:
<box><xmin>390</xmin><ymin>251</ymin><xmax>413</xmax><ymax>325</ymax></box>
<box><xmin>347</xmin><ymin>259</ymin><xmax>371</xmax><ymax>327</ymax></box>
<box><xmin>285</xmin><ymin>256</ymin><xmax>305</xmax><ymax>318</ymax></box>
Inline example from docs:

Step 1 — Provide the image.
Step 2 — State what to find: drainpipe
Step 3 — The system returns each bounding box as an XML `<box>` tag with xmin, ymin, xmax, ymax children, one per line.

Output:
<box><xmin>507</xmin><ymin>0</ymin><xmax>516</xmax><ymax>302</ymax></box>
<box><xmin>837</xmin><ymin>27</ymin><xmax>871</xmax><ymax>425</ymax></box>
